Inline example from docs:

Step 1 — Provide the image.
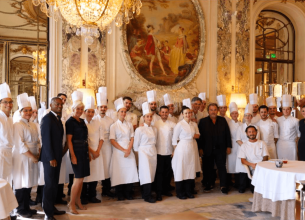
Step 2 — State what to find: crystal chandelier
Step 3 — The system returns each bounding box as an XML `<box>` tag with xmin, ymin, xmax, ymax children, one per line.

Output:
<box><xmin>32</xmin><ymin>50</ymin><xmax>47</xmax><ymax>85</ymax></box>
<box><xmin>32</xmin><ymin>0</ymin><xmax>142</xmax><ymax>44</ymax></box>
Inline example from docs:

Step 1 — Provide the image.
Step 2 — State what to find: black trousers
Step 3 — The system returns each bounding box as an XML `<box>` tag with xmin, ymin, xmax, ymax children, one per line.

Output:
<box><xmin>115</xmin><ymin>183</ymin><xmax>133</xmax><ymax>198</ymax></box>
<box><xmin>155</xmin><ymin>155</ymin><xmax>172</xmax><ymax>195</ymax></box>
<box><xmin>202</xmin><ymin>152</ymin><xmax>227</xmax><ymax>188</ymax></box>
<box><xmin>175</xmin><ymin>179</ymin><xmax>193</xmax><ymax>197</ymax></box>
<box><xmin>102</xmin><ymin>178</ymin><xmax>111</xmax><ymax>193</ymax></box>
<box><xmin>42</xmin><ymin>161</ymin><xmax>61</xmax><ymax>218</ymax></box>
<box><xmin>239</xmin><ymin>173</ymin><xmax>254</xmax><ymax>192</ymax></box>
<box><xmin>56</xmin><ymin>184</ymin><xmax>64</xmax><ymax>201</ymax></box>
<box><xmin>81</xmin><ymin>181</ymin><xmax>98</xmax><ymax>199</ymax></box>
<box><xmin>36</xmin><ymin>185</ymin><xmax>44</xmax><ymax>202</ymax></box>
<box><xmin>15</xmin><ymin>188</ymin><xmax>31</xmax><ymax>213</ymax></box>
<box><xmin>142</xmin><ymin>183</ymin><xmax>152</xmax><ymax>200</ymax></box>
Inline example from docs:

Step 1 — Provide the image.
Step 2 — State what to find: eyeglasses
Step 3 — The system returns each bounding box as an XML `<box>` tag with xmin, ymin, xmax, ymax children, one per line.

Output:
<box><xmin>1</xmin><ymin>101</ymin><xmax>13</xmax><ymax>105</ymax></box>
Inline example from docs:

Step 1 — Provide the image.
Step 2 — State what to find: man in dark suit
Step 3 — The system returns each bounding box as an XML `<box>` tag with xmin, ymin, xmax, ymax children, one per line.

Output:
<box><xmin>198</xmin><ymin>103</ymin><xmax>232</xmax><ymax>195</ymax></box>
<box><xmin>40</xmin><ymin>97</ymin><xmax>66</xmax><ymax>220</ymax></box>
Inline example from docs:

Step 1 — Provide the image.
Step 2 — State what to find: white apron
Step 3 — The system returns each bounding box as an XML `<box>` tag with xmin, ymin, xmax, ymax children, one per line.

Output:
<box><xmin>38</xmin><ymin>161</ymin><xmax>44</xmax><ymax>185</ymax></box>
<box><xmin>13</xmin><ymin>142</ymin><xmax>39</xmax><ymax>189</ymax></box>
<box><xmin>102</xmin><ymin>139</ymin><xmax>112</xmax><ymax>179</ymax></box>
<box><xmin>138</xmin><ymin>145</ymin><xmax>157</xmax><ymax>185</ymax></box>
<box><xmin>172</xmin><ymin>139</ymin><xmax>196</xmax><ymax>181</ymax></box>
<box><xmin>267</xmin><ymin>143</ymin><xmax>277</xmax><ymax>159</ymax></box>
<box><xmin>193</xmin><ymin>140</ymin><xmax>202</xmax><ymax>173</ymax></box>
<box><xmin>84</xmin><ymin>146</ymin><xmax>105</xmax><ymax>183</ymax></box>
<box><xmin>276</xmin><ymin>140</ymin><xmax>297</xmax><ymax>160</ymax></box>
<box><xmin>227</xmin><ymin>120</ymin><xmax>241</xmax><ymax>173</ymax></box>
<box><xmin>0</xmin><ymin>148</ymin><xmax>12</xmax><ymax>185</ymax></box>
<box><xmin>110</xmin><ymin>139</ymin><xmax>139</xmax><ymax>186</ymax></box>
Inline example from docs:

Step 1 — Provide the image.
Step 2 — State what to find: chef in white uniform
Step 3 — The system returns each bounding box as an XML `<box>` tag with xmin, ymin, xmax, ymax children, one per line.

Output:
<box><xmin>198</xmin><ymin>92</ymin><xmax>208</xmax><ymax>117</ymax></box>
<box><xmin>238</xmin><ymin>125</ymin><xmax>269</xmax><ymax>192</ymax></box>
<box><xmin>0</xmin><ymin>83</ymin><xmax>14</xmax><ymax>185</ymax></box>
<box><xmin>276</xmin><ymin>95</ymin><xmax>300</xmax><ymax>160</ymax></box>
<box><xmin>82</xmin><ymin>96</ymin><xmax>105</xmax><ymax>203</ymax></box>
<box><xmin>164</xmin><ymin>94</ymin><xmax>177</xmax><ymax>123</ymax></box>
<box><xmin>37</xmin><ymin>101</ymin><xmax>46</xmax><ymax>124</ymax></box>
<box><xmin>133</xmin><ymin>102</ymin><xmax>157</xmax><ymax>203</ymax></box>
<box><xmin>255</xmin><ymin>104</ymin><xmax>279</xmax><ymax>159</ymax></box>
<box><xmin>227</xmin><ymin>102</ymin><xmax>242</xmax><ymax>183</ymax></box>
<box><xmin>172</xmin><ymin>103</ymin><xmax>200</xmax><ymax>200</ymax></box>
<box><xmin>154</xmin><ymin>105</ymin><xmax>176</xmax><ymax>201</ymax></box>
<box><xmin>13</xmin><ymin>93</ymin><xmax>40</xmax><ymax>218</ymax></box>
<box><xmin>123</xmin><ymin>96</ymin><xmax>138</xmax><ymax>130</ymax></box>
<box><xmin>139</xmin><ymin>90</ymin><xmax>161</xmax><ymax>126</ymax></box>
<box><xmin>217</xmin><ymin>95</ymin><xmax>230</xmax><ymax>123</ymax></box>
<box><xmin>98</xmin><ymin>87</ymin><xmax>117</xmax><ymax>121</ymax></box>
<box><xmin>109</xmin><ymin>97</ymin><xmax>139</xmax><ymax>201</ymax></box>
<box><xmin>266</xmin><ymin>97</ymin><xmax>278</xmax><ymax>121</ymax></box>
<box><xmin>235</xmin><ymin>104</ymin><xmax>260</xmax><ymax>193</ymax></box>
<box><xmin>94</xmin><ymin>89</ymin><xmax>115</xmax><ymax>198</ymax></box>
<box><xmin>13</xmin><ymin>109</ymin><xmax>22</xmax><ymax>123</ymax></box>
<box><xmin>178</xmin><ymin>97</ymin><xmax>204</xmax><ymax>124</ymax></box>
<box><xmin>249</xmin><ymin>93</ymin><xmax>261</xmax><ymax>124</ymax></box>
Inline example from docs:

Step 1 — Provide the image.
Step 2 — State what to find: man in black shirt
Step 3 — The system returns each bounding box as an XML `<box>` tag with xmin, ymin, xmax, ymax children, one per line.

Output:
<box><xmin>198</xmin><ymin>103</ymin><xmax>232</xmax><ymax>194</ymax></box>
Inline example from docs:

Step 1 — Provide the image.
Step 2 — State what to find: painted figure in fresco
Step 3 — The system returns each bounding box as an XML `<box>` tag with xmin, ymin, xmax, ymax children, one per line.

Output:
<box><xmin>169</xmin><ymin>27</ymin><xmax>189</xmax><ymax>74</ymax></box>
<box><xmin>144</xmin><ymin>25</ymin><xmax>167</xmax><ymax>77</ymax></box>
<box><xmin>160</xmin><ymin>40</ymin><xmax>171</xmax><ymax>63</ymax></box>
<box><xmin>174</xmin><ymin>66</ymin><xmax>188</xmax><ymax>83</ymax></box>
<box><xmin>129</xmin><ymin>29</ymin><xmax>138</xmax><ymax>52</ymax></box>
<box><xmin>130</xmin><ymin>39</ymin><xmax>147</xmax><ymax>70</ymax></box>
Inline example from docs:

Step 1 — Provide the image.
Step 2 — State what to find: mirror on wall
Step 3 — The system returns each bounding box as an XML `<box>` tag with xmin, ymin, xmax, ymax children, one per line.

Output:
<box><xmin>0</xmin><ymin>0</ymin><xmax>49</xmax><ymax>113</ymax></box>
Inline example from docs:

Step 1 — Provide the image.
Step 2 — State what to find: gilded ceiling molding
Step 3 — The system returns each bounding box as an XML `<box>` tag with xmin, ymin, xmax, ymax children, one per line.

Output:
<box><xmin>119</xmin><ymin>0</ymin><xmax>206</xmax><ymax>112</ymax></box>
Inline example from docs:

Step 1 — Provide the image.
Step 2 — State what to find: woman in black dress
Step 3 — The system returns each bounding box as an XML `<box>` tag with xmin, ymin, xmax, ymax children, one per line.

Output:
<box><xmin>298</xmin><ymin>106</ymin><xmax>305</xmax><ymax>161</ymax></box>
<box><xmin>66</xmin><ymin>91</ymin><xmax>90</xmax><ymax>214</ymax></box>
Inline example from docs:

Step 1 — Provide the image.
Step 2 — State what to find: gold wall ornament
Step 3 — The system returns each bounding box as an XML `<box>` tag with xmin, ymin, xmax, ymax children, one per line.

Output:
<box><xmin>32</xmin><ymin>50</ymin><xmax>47</xmax><ymax>85</ymax></box>
<box><xmin>10</xmin><ymin>45</ymin><xmax>35</xmax><ymax>54</ymax></box>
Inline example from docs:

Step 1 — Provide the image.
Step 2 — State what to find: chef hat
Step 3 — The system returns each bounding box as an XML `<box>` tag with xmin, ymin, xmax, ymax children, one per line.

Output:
<box><xmin>163</xmin><ymin>93</ymin><xmax>173</xmax><ymax>106</ymax></box>
<box><xmin>40</xmin><ymin>101</ymin><xmax>46</xmax><ymax>109</ymax></box>
<box><xmin>28</xmin><ymin>96</ymin><xmax>37</xmax><ymax>110</ymax></box>
<box><xmin>96</xmin><ymin>92</ymin><xmax>107</xmax><ymax>107</ymax></box>
<box><xmin>266</xmin><ymin>97</ymin><xmax>277</xmax><ymax>107</ymax></box>
<box><xmin>183</xmin><ymin>98</ymin><xmax>192</xmax><ymax>109</ymax></box>
<box><xmin>85</xmin><ymin>96</ymin><xmax>95</xmax><ymax>111</ymax></box>
<box><xmin>147</xmin><ymin>90</ymin><xmax>157</xmax><ymax>103</ymax></box>
<box><xmin>142</xmin><ymin>102</ymin><xmax>152</xmax><ymax>116</ymax></box>
<box><xmin>249</xmin><ymin>93</ymin><xmax>258</xmax><ymax>105</ymax></box>
<box><xmin>17</xmin><ymin>93</ymin><xmax>31</xmax><ymax>110</ymax></box>
<box><xmin>244</xmin><ymin>103</ymin><xmax>253</xmax><ymax>115</ymax></box>
<box><xmin>98</xmin><ymin>86</ymin><xmax>107</xmax><ymax>94</ymax></box>
<box><xmin>198</xmin><ymin>93</ymin><xmax>206</xmax><ymax>101</ymax></box>
<box><xmin>114</xmin><ymin>97</ymin><xmax>125</xmax><ymax>111</ymax></box>
<box><xmin>216</xmin><ymin>95</ymin><xmax>226</xmax><ymax>107</ymax></box>
<box><xmin>71</xmin><ymin>91</ymin><xmax>83</xmax><ymax>109</ymax></box>
<box><xmin>0</xmin><ymin>83</ymin><xmax>11</xmax><ymax>100</ymax></box>
<box><xmin>229</xmin><ymin>102</ymin><xmax>238</xmax><ymax>113</ymax></box>
<box><xmin>282</xmin><ymin>94</ymin><xmax>292</xmax><ymax>108</ymax></box>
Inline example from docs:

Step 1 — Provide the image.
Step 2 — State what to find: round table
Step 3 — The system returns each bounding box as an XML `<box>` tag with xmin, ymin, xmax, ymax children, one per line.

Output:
<box><xmin>251</xmin><ymin>160</ymin><xmax>305</xmax><ymax>220</ymax></box>
<box><xmin>0</xmin><ymin>178</ymin><xmax>18</xmax><ymax>219</ymax></box>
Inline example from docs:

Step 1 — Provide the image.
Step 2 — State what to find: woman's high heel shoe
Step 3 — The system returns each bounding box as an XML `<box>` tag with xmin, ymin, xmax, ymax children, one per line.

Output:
<box><xmin>67</xmin><ymin>203</ymin><xmax>79</xmax><ymax>214</ymax></box>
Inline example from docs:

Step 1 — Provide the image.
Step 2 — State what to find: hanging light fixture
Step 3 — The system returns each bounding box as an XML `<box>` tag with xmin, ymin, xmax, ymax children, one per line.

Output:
<box><xmin>32</xmin><ymin>0</ymin><xmax>142</xmax><ymax>44</ymax></box>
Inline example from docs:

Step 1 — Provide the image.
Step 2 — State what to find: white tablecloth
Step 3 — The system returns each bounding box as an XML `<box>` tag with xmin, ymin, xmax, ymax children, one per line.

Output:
<box><xmin>252</xmin><ymin>161</ymin><xmax>305</xmax><ymax>202</ymax></box>
<box><xmin>0</xmin><ymin>178</ymin><xmax>18</xmax><ymax>218</ymax></box>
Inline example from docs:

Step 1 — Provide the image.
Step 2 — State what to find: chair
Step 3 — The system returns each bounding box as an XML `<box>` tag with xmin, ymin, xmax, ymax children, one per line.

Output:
<box><xmin>243</xmin><ymin>164</ymin><xmax>252</xmax><ymax>180</ymax></box>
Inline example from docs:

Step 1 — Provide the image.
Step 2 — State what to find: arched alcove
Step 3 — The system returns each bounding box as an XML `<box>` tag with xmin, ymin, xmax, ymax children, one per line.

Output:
<box><xmin>250</xmin><ymin>0</ymin><xmax>305</xmax><ymax>92</ymax></box>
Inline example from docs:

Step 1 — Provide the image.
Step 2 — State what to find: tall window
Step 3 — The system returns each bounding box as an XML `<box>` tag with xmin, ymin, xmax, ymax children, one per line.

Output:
<box><xmin>255</xmin><ymin>10</ymin><xmax>295</xmax><ymax>88</ymax></box>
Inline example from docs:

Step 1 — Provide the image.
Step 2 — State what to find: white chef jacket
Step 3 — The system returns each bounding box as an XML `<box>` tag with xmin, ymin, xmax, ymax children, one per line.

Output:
<box><xmin>200</xmin><ymin>109</ymin><xmax>208</xmax><ymax>118</ymax></box>
<box><xmin>0</xmin><ymin>110</ymin><xmax>14</xmax><ymax>184</ymax></box>
<box><xmin>94</xmin><ymin>114</ymin><xmax>114</xmax><ymax>179</ymax></box>
<box><xmin>268</xmin><ymin>115</ymin><xmax>278</xmax><ymax>120</ymax></box>
<box><xmin>154</xmin><ymin>119</ymin><xmax>176</xmax><ymax>155</ymax></box>
<box><xmin>106</xmin><ymin>108</ymin><xmax>118</xmax><ymax>121</ymax></box>
<box><xmin>84</xmin><ymin>118</ymin><xmax>105</xmax><ymax>182</ymax></box>
<box><xmin>13</xmin><ymin>110</ymin><xmax>21</xmax><ymax>123</ymax></box>
<box><xmin>277</xmin><ymin>116</ymin><xmax>300</xmax><ymax>141</ymax></box>
<box><xmin>238</xmin><ymin>140</ymin><xmax>269</xmax><ymax>164</ymax></box>
<box><xmin>251</xmin><ymin>114</ymin><xmax>261</xmax><ymax>124</ymax></box>
<box><xmin>227</xmin><ymin>119</ymin><xmax>242</xmax><ymax>173</ymax></box>
<box><xmin>139</xmin><ymin>113</ymin><xmax>161</xmax><ymax>126</ymax></box>
<box><xmin>168</xmin><ymin>114</ymin><xmax>178</xmax><ymax>123</ymax></box>
<box><xmin>126</xmin><ymin>111</ymin><xmax>138</xmax><ymax>126</ymax></box>
<box><xmin>133</xmin><ymin>124</ymin><xmax>157</xmax><ymax>151</ymax></box>
<box><xmin>38</xmin><ymin>106</ymin><xmax>46</xmax><ymax>124</ymax></box>
<box><xmin>109</xmin><ymin>119</ymin><xmax>139</xmax><ymax>186</ymax></box>
<box><xmin>13</xmin><ymin>118</ymin><xmax>40</xmax><ymax>189</ymax></box>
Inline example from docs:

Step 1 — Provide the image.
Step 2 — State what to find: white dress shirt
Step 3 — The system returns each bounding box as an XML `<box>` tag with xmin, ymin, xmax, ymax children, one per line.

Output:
<box><xmin>154</xmin><ymin>119</ymin><xmax>176</xmax><ymax>155</ymax></box>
